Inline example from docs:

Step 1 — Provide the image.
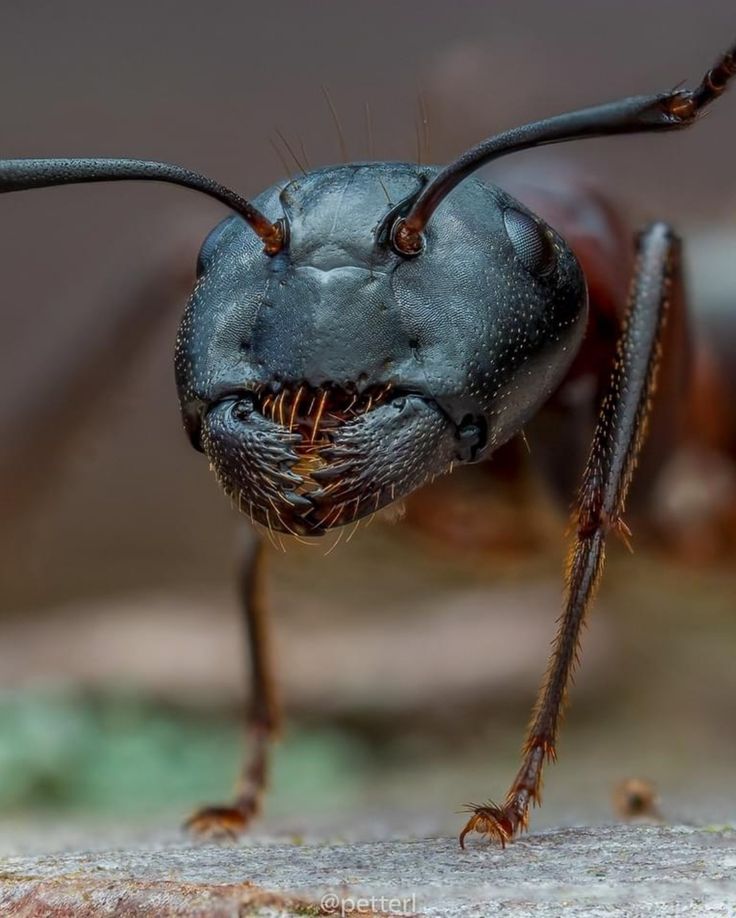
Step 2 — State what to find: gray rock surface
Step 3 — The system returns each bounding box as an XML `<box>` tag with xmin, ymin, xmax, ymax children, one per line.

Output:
<box><xmin>0</xmin><ymin>824</ymin><xmax>734</xmax><ymax>917</ymax></box>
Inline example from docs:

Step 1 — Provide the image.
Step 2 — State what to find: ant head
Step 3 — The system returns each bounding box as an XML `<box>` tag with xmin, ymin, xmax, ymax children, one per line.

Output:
<box><xmin>5</xmin><ymin>92</ymin><xmax>630</xmax><ymax>539</ymax></box>
<box><xmin>4</xmin><ymin>41</ymin><xmax>734</xmax><ymax>537</ymax></box>
<box><xmin>176</xmin><ymin>162</ymin><xmax>587</xmax><ymax>536</ymax></box>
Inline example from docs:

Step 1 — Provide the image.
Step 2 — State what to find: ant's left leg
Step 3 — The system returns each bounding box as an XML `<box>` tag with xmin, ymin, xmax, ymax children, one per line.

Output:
<box><xmin>186</xmin><ymin>538</ymin><xmax>280</xmax><ymax>838</ymax></box>
<box><xmin>460</xmin><ymin>221</ymin><xmax>681</xmax><ymax>847</ymax></box>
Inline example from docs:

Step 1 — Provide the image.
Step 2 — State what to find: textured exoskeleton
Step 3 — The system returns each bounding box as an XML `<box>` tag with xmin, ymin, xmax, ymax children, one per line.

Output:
<box><xmin>177</xmin><ymin>164</ymin><xmax>586</xmax><ymax>535</ymax></box>
<box><xmin>1</xmin><ymin>37</ymin><xmax>734</xmax><ymax>847</ymax></box>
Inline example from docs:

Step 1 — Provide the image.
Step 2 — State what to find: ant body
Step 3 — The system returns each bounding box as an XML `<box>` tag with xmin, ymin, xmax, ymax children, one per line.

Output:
<box><xmin>1</xmin><ymin>39</ymin><xmax>734</xmax><ymax>846</ymax></box>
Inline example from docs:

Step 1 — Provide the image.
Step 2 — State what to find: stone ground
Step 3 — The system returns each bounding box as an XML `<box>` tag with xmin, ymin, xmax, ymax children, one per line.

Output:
<box><xmin>0</xmin><ymin>825</ymin><xmax>734</xmax><ymax>916</ymax></box>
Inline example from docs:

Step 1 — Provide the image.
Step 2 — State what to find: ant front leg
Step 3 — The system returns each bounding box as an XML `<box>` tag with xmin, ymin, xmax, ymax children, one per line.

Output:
<box><xmin>186</xmin><ymin>538</ymin><xmax>280</xmax><ymax>839</ymax></box>
<box><xmin>460</xmin><ymin>222</ymin><xmax>681</xmax><ymax>848</ymax></box>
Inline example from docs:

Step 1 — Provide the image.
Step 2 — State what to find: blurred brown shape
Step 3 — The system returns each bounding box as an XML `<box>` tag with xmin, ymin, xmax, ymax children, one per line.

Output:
<box><xmin>613</xmin><ymin>777</ymin><xmax>662</xmax><ymax>823</ymax></box>
<box><xmin>0</xmin><ymin>253</ymin><xmax>194</xmax><ymax>526</ymax></box>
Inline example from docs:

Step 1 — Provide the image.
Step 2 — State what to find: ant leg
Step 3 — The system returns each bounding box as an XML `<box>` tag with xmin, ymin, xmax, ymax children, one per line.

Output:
<box><xmin>460</xmin><ymin>222</ymin><xmax>681</xmax><ymax>848</ymax></box>
<box><xmin>186</xmin><ymin>538</ymin><xmax>280</xmax><ymax>839</ymax></box>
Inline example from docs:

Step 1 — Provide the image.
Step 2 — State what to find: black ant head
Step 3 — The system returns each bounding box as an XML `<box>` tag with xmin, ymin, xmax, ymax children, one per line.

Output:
<box><xmin>176</xmin><ymin>163</ymin><xmax>586</xmax><ymax>536</ymax></box>
<box><xmin>2</xmin><ymin>98</ymin><xmax>609</xmax><ymax>539</ymax></box>
<box><xmin>4</xmin><ymin>42</ymin><xmax>735</xmax><ymax>537</ymax></box>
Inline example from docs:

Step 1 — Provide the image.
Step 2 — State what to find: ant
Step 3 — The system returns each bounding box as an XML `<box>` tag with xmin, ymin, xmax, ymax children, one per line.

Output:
<box><xmin>1</xmin><ymin>38</ymin><xmax>734</xmax><ymax>847</ymax></box>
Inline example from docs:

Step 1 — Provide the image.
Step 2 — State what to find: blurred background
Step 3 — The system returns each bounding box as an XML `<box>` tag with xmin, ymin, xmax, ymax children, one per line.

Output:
<box><xmin>0</xmin><ymin>0</ymin><xmax>734</xmax><ymax>848</ymax></box>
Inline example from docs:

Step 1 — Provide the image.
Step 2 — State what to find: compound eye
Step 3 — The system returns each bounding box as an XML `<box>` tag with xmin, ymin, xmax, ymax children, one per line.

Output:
<box><xmin>196</xmin><ymin>216</ymin><xmax>238</xmax><ymax>277</ymax></box>
<box><xmin>503</xmin><ymin>208</ymin><xmax>555</xmax><ymax>277</ymax></box>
